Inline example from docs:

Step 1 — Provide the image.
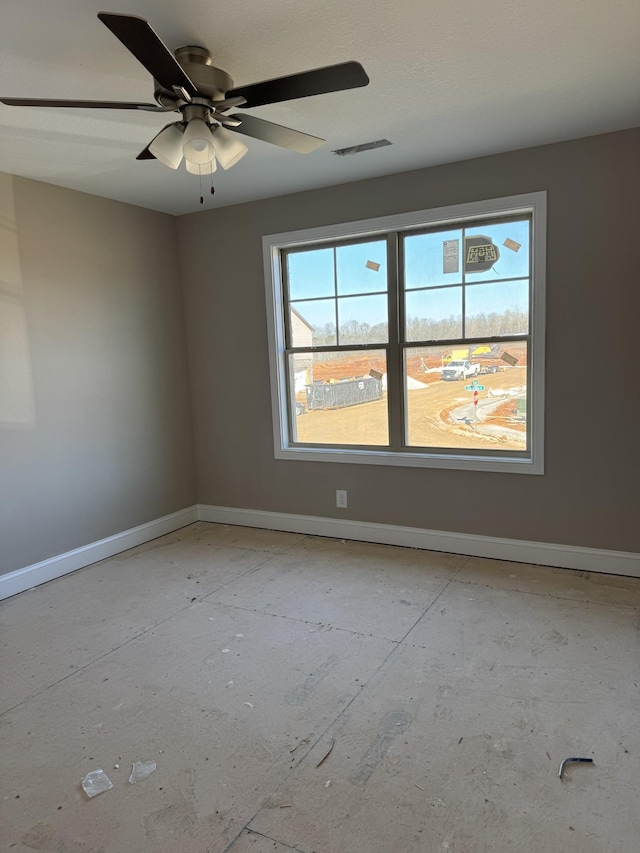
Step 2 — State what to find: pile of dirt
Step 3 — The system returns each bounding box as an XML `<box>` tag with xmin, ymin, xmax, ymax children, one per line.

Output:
<box><xmin>484</xmin><ymin>399</ymin><xmax>527</xmax><ymax>432</ymax></box>
<box><xmin>405</xmin><ymin>354</ymin><xmax>441</xmax><ymax>385</ymax></box>
<box><xmin>312</xmin><ymin>354</ymin><xmax>386</xmax><ymax>383</ymax></box>
<box><xmin>309</xmin><ymin>347</ymin><xmax>527</xmax><ymax>386</ymax></box>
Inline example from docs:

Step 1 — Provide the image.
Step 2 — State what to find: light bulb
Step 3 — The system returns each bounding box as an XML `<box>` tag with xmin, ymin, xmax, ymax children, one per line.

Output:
<box><xmin>183</xmin><ymin>119</ymin><xmax>215</xmax><ymax>165</ymax></box>
<box><xmin>186</xmin><ymin>157</ymin><xmax>217</xmax><ymax>175</ymax></box>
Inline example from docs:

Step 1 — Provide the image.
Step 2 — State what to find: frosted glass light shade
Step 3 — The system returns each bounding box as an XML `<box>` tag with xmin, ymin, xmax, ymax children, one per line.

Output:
<box><xmin>186</xmin><ymin>157</ymin><xmax>217</xmax><ymax>175</ymax></box>
<box><xmin>211</xmin><ymin>126</ymin><xmax>248</xmax><ymax>170</ymax></box>
<box><xmin>183</xmin><ymin>119</ymin><xmax>216</xmax><ymax>165</ymax></box>
<box><xmin>148</xmin><ymin>123</ymin><xmax>185</xmax><ymax>169</ymax></box>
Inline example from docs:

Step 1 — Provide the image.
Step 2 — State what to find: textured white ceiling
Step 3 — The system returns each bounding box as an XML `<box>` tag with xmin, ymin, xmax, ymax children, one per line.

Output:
<box><xmin>1</xmin><ymin>0</ymin><xmax>638</xmax><ymax>215</ymax></box>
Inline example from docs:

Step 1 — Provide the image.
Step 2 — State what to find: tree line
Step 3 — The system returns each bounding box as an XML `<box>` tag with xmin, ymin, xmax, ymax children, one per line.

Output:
<box><xmin>309</xmin><ymin>308</ymin><xmax>528</xmax><ymax>347</ymax></box>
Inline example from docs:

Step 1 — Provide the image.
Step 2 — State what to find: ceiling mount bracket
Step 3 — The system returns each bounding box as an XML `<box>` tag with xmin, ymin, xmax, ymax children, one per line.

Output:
<box><xmin>0</xmin><ymin>11</ymin><xmax>369</xmax><ymax>182</ymax></box>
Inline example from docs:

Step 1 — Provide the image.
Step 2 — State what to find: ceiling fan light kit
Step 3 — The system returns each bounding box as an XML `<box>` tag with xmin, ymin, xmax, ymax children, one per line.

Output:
<box><xmin>182</xmin><ymin>116</ymin><xmax>216</xmax><ymax>165</ymax></box>
<box><xmin>0</xmin><ymin>11</ymin><xmax>369</xmax><ymax>198</ymax></box>
<box><xmin>185</xmin><ymin>157</ymin><xmax>216</xmax><ymax>175</ymax></box>
<box><xmin>148</xmin><ymin>123</ymin><xmax>185</xmax><ymax>169</ymax></box>
<box><xmin>211</xmin><ymin>126</ymin><xmax>248</xmax><ymax>170</ymax></box>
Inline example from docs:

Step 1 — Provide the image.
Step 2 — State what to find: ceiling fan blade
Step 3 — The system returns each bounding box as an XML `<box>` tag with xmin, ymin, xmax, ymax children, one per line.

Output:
<box><xmin>227</xmin><ymin>61</ymin><xmax>369</xmax><ymax>109</ymax></box>
<box><xmin>0</xmin><ymin>97</ymin><xmax>170</xmax><ymax>111</ymax></box>
<box><xmin>97</xmin><ymin>12</ymin><xmax>197</xmax><ymax>96</ymax></box>
<box><xmin>210</xmin><ymin>96</ymin><xmax>247</xmax><ymax>112</ymax></box>
<box><xmin>227</xmin><ymin>114</ymin><xmax>324</xmax><ymax>153</ymax></box>
<box><xmin>212</xmin><ymin>111</ymin><xmax>242</xmax><ymax>127</ymax></box>
<box><xmin>136</xmin><ymin>145</ymin><xmax>156</xmax><ymax>161</ymax></box>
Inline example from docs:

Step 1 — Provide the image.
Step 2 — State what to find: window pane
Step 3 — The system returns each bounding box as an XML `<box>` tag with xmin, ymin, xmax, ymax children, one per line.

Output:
<box><xmin>290</xmin><ymin>300</ymin><xmax>336</xmax><ymax>346</ymax></box>
<box><xmin>338</xmin><ymin>294</ymin><xmax>388</xmax><ymax>344</ymax></box>
<box><xmin>405</xmin><ymin>287</ymin><xmax>462</xmax><ymax>342</ymax></box>
<box><xmin>404</xmin><ymin>229</ymin><xmax>463</xmax><ymax>289</ymax></box>
<box><xmin>287</xmin><ymin>247</ymin><xmax>335</xmax><ymax>300</ymax></box>
<box><xmin>336</xmin><ymin>241</ymin><xmax>387</xmax><ymax>295</ymax></box>
<box><xmin>463</xmin><ymin>219</ymin><xmax>529</xmax><ymax>281</ymax></box>
<box><xmin>404</xmin><ymin>342</ymin><xmax>528</xmax><ymax>451</ymax></box>
<box><xmin>465</xmin><ymin>280</ymin><xmax>529</xmax><ymax>337</ymax></box>
<box><xmin>289</xmin><ymin>350</ymin><xmax>388</xmax><ymax>446</ymax></box>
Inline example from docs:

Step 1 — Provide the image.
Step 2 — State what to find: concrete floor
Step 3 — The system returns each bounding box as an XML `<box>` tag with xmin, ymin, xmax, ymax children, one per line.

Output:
<box><xmin>1</xmin><ymin>523</ymin><xmax>640</xmax><ymax>852</ymax></box>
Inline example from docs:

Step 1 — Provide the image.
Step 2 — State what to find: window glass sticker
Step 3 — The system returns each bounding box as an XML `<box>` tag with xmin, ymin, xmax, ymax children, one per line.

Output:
<box><xmin>443</xmin><ymin>238</ymin><xmax>460</xmax><ymax>274</ymax></box>
<box><xmin>464</xmin><ymin>235</ymin><xmax>500</xmax><ymax>273</ymax></box>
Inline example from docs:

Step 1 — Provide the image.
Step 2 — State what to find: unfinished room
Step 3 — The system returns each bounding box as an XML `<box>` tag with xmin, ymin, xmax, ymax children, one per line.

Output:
<box><xmin>1</xmin><ymin>2</ymin><xmax>639</xmax><ymax>851</ymax></box>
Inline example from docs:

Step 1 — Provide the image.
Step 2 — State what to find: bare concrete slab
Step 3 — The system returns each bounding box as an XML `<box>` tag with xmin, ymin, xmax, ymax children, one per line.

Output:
<box><xmin>290</xmin><ymin>535</ymin><xmax>466</xmax><ymax>580</ymax></box>
<box><xmin>458</xmin><ymin>556</ymin><xmax>640</xmax><ymax>608</ymax></box>
<box><xmin>249</xmin><ymin>641</ymin><xmax>640</xmax><ymax>853</ymax></box>
<box><xmin>0</xmin><ymin>540</ymin><xmax>275</xmax><ymax>714</ymax></box>
<box><xmin>208</xmin><ymin>539</ymin><xmax>464</xmax><ymax>640</ymax></box>
<box><xmin>0</xmin><ymin>598</ymin><xmax>393</xmax><ymax>852</ymax></box>
<box><xmin>403</xmin><ymin>581</ymin><xmax>640</xmax><ymax>703</ymax></box>
<box><xmin>180</xmin><ymin>523</ymin><xmax>311</xmax><ymax>554</ymax></box>
<box><xmin>1</xmin><ymin>523</ymin><xmax>639</xmax><ymax>853</ymax></box>
<box><xmin>228</xmin><ymin>830</ymin><xmax>301</xmax><ymax>852</ymax></box>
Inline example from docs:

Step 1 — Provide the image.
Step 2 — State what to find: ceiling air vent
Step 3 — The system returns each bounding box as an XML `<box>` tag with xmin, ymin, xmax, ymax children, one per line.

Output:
<box><xmin>332</xmin><ymin>139</ymin><xmax>392</xmax><ymax>156</ymax></box>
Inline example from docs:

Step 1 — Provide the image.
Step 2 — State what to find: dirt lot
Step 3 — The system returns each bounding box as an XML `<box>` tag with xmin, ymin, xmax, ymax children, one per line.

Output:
<box><xmin>310</xmin><ymin>349</ymin><xmax>527</xmax><ymax>386</ymax></box>
<box><xmin>405</xmin><ymin>368</ymin><xmax>527</xmax><ymax>448</ymax></box>
<box><xmin>295</xmin><ymin>364</ymin><xmax>528</xmax><ymax>450</ymax></box>
<box><xmin>486</xmin><ymin>398</ymin><xmax>527</xmax><ymax>433</ymax></box>
<box><xmin>311</xmin><ymin>355</ymin><xmax>387</xmax><ymax>383</ymax></box>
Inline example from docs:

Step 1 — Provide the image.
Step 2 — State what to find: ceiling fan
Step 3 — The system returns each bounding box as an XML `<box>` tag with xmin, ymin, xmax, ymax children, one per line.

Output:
<box><xmin>1</xmin><ymin>11</ymin><xmax>369</xmax><ymax>182</ymax></box>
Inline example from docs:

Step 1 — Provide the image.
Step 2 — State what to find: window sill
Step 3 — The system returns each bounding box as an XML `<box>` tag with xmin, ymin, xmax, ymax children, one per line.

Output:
<box><xmin>275</xmin><ymin>444</ymin><xmax>543</xmax><ymax>474</ymax></box>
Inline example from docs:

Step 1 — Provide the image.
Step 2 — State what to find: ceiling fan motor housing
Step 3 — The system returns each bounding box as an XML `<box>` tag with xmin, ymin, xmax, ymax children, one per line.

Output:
<box><xmin>153</xmin><ymin>46</ymin><xmax>234</xmax><ymax>107</ymax></box>
<box><xmin>0</xmin><ymin>13</ymin><xmax>369</xmax><ymax>166</ymax></box>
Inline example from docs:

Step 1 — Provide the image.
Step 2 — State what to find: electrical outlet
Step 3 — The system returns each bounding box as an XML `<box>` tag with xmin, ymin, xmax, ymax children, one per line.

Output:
<box><xmin>336</xmin><ymin>489</ymin><xmax>348</xmax><ymax>508</ymax></box>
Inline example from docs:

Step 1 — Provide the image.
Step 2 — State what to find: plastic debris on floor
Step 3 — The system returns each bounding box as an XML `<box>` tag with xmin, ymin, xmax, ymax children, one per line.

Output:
<box><xmin>81</xmin><ymin>769</ymin><xmax>113</xmax><ymax>798</ymax></box>
<box><xmin>129</xmin><ymin>760</ymin><xmax>157</xmax><ymax>784</ymax></box>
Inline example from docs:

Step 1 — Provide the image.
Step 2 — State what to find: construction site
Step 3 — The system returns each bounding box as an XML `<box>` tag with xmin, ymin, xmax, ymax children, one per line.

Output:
<box><xmin>293</xmin><ymin>344</ymin><xmax>527</xmax><ymax>449</ymax></box>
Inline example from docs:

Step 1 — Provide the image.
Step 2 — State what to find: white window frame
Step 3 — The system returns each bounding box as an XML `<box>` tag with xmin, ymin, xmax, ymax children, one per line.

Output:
<box><xmin>263</xmin><ymin>192</ymin><xmax>546</xmax><ymax>474</ymax></box>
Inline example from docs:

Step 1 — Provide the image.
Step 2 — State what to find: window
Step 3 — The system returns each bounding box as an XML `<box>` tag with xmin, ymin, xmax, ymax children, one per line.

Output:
<box><xmin>264</xmin><ymin>193</ymin><xmax>546</xmax><ymax>473</ymax></box>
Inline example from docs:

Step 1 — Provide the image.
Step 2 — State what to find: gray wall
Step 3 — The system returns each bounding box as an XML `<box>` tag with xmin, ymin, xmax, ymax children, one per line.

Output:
<box><xmin>0</xmin><ymin>176</ymin><xmax>196</xmax><ymax>575</ymax></box>
<box><xmin>1</xmin><ymin>129</ymin><xmax>636</xmax><ymax>577</ymax></box>
<box><xmin>177</xmin><ymin>128</ymin><xmax>639</xmax><ymax>554</ymax></box>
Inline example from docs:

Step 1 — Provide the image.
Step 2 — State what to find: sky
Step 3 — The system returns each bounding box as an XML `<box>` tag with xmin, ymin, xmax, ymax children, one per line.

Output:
<box><xmin>286</xmin><ymin>219</ymin><xmax>530</xmax><ymax>332</ymax></box>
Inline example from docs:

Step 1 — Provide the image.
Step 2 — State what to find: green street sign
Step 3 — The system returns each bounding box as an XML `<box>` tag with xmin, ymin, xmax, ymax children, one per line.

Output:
<box><xmin>465</xmin><ymin>384</ymin><xmax>485</xmax><ymax>391</ymax></box>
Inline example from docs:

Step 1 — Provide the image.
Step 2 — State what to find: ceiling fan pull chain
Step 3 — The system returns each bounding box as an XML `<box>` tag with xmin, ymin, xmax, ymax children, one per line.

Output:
<box><xmin>0</xmin><ymin>12</ymin><xmax>369</xmax><ymax>200</ymax></box>
<box><xmin>210</xmin><ymin>171</ymin><xmax>215</xmax><ymax>196</ymax></box>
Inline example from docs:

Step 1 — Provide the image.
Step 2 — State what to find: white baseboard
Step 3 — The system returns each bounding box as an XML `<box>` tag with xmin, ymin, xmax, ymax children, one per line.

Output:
<box><xmin>3</xmin><ymin>502</ymin><xmax>637</xmax><ymax>602</ymax></box>
<box><xmin>0</xmin><ymin>506</ymin><xmax>199</xmax><ymax>601</ymax></box>
<box><xmin>197</xmin><ymin>504</ymin><xmax>640</xmax><ymax>578</ymax></box>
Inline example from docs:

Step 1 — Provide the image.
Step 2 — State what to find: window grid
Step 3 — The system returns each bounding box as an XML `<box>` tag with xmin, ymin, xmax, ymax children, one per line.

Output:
<box><xmin>282</xmin><ymin>220</ymin><xmax>532</xmax><ymax>453</ymax></box>
<box><xmin>266</xmin><ymin>193</ymin><xmax>545</xmax><ymax>473</ymax></box>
